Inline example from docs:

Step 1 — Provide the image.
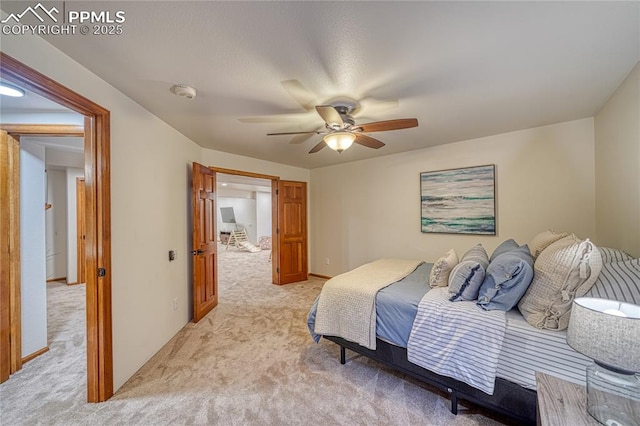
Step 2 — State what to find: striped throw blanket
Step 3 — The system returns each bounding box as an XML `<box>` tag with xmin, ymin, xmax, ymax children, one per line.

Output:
<box><xmin>407</xmin><ymin>287</ymin><xmax>507</xmax><ymax>395</ymax></box>
<box><xmin>314</xmin><ymin>259</ymin><xmax>423</xmax><ymax>350</ymax></box>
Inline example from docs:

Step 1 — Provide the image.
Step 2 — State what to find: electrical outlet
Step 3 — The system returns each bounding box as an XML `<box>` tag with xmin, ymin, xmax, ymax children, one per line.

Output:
<box><xmin>325</xmin><ymin>258</ymin><xmax>330</xmax><ymax>265</ymax></box>
<box><xmin>173</xmin><ymin>297</ymin><xmax>178</xmax><ymax>311</ymax></box>
<box><xmin>169</xmin><ymin>250</ymin><xmax>176</xmax><ymax>261</ymax></box>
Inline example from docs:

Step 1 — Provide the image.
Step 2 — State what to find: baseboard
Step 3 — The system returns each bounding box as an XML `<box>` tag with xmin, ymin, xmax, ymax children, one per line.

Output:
<box><xmin>46</xmin><ymin>277</ymin><xmax>66</xmax><ymax>283</ymax></box>
<box><xmin>65</xmin><ymin>281</ymin><xmax>84</xmax><ymax>286</ymax></box>
<box><xmin>309</xmin><ymin>273</ymin><xmax>332</xmax><ymax>280</ymax></box>
<box><xmin>22</xmin><ymin>346</ymin><xmax>49</xmax><ymax>364</ymax></box>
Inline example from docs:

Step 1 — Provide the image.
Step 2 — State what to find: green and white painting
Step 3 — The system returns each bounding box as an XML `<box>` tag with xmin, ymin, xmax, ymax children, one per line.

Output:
<box><xmin>420</xmin><ymin>165</ymin><xmax>496</xmax><ymax>235</ymax></box>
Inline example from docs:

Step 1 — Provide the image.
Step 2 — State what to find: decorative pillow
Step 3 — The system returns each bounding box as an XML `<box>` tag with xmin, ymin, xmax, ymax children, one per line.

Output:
<box><xmin>448</xmin><ymin>244</ymin><xmax>489</xmax><ymax>301</ymax></box>
<box><xmin>478</xmin><ymin>242</ymin><xmax>534</xmax><ymax>311</ymax></box>
<box><xmin>517</xmin><ymin>234</ymin><xmax>603</xmax><ymax>331</ymax></box>
<box><xmin>598</xmin><ymin>247</ymin><xmax>634</xmax><ymax>264</ymax></box>
<box><xmin>490</xmin><ymin>239</ymin><xmax>520</xmax><ymax>262</ymax></box>
<box><xmin>429</xmin><ymin>249</ymin><xmax>459</xmax><ymax>288</ymax></box>
<box><xmin>529</xmin><ymin>230</ymin><xmax>569</xmax><ymax>260</ymax></box>
<box><xmin>585</xmin><ymin>258</ymin><xmax>640</xmax><ymax>304</ymax></box>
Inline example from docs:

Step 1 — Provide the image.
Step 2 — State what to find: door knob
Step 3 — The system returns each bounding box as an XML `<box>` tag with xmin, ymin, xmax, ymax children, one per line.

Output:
<box><xmin>191</xmin><ymin>249</ymin><xmax>205</xmax><ymax>255</ymax></box>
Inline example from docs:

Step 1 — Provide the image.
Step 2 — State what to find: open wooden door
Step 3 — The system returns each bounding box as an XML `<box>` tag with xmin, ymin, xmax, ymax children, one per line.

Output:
<box><xmin>192</xmin><ymin>163</ymin><xmax>218</xmax><ymax>322</ymax></box>
<box><xmin>275</xmin><ymin>180</ymin><xmax>308</xmax><ymax>284</ymax></box>
<box><xmin>0</xmin><ymin>130</ymin><xmax>22</xmax><ymax>383</ymax></box>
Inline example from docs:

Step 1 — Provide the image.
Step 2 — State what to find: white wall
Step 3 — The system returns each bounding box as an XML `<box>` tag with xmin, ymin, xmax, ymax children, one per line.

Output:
<box><xmin>217</xmin><ymin>196</ymin><xmax>258</xmax><ymax>243</ymax></box>
<box><xmin>45</xmin><ymin>169</ymin><xmax>67</xmax><ymax>280</ymax></box>
<box><xmin>65</xmin><ymin>168</ymin><xmax>83</xmax><ymax>284</ymax></box>
<box><xmin>2</xmin><ymin>33</ymin><xmax>203</xmax><ymax>389</ymax></box>
<box><xmin>201</xmin><ymin>150</ymin><xmax>310</xmax><ymax>183</ymax></box>
<box><xmin>20</xmin><ymin>141</ymin><xmax>47</xmax><ymax>357</ymax></box>
<box><xmin>310</xmin><ymin>118</ymin><xmax>597</xmax><ymax>276</ymax></box>
<box><xmin>256</xmin><ymin>191</ymin><xmax>272</xmax><ymax>241</ymax></box>
<box><xmin>595</xmin><ymin>61</ymin><xmax>640</xmax><ymax>257</ymax></box>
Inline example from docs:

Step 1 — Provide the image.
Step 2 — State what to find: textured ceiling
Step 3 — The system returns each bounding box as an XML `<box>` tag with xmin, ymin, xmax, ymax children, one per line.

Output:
<box><xmin>6</xmin><ymin>1</ymin><xmax>640</xmax><ymax>169</ymax></box>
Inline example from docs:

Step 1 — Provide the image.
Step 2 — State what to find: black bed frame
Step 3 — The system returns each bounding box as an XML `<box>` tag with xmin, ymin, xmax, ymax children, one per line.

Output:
<box><xmin>324</xmin><ymin>335</ymin><xmax>537</xmax><ymax>425</ymax></box>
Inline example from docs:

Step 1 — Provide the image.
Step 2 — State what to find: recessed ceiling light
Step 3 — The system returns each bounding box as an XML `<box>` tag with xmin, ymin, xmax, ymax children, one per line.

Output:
<box><xmin>0</xmin><ymin>82</ymin><xmax>25</xmax><ymax>97</ymax></box>
<box><xmin>169</xmin><ymin>84</ymin><xmax>196</xmax><ymax>99</ymax></box>
<box><xmin>221</xmin><ymin>183</ymin><xmax>228</xmax><ymax>186</ymax></box>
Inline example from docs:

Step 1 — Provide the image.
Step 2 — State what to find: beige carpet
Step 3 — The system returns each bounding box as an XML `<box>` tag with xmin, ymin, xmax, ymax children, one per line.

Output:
<box><xmin>0</xmin><ymin>245</ymin><xmax>509</xmax><ymax>425</ymax></box>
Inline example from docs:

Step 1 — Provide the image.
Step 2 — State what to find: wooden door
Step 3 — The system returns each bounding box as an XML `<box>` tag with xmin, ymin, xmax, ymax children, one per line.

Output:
<box><xmin>76</xmin><ymin>178</ymin><xmax>86</xmax><ymax>284</ymax></box>
<box><xmin>276</xmin><ymin>180</ymin><xmax>308</xmax><ymax>284</ymax></box>
<box><xmin>192</xmin><ymin>163</ymin><xmax>218</xmax><ymax>322</ymax></box>
<box><xmin>0</xmin><ymin>130</ymin><xmax>22</xmax><ymax>383</ymax></box>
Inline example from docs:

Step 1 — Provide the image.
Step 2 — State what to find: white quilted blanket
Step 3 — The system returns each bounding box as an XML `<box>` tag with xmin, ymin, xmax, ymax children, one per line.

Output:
<box><xmin>314</xmin><ymin>259</ymin><xmax>422</xmax><ymax>350</ymax></box>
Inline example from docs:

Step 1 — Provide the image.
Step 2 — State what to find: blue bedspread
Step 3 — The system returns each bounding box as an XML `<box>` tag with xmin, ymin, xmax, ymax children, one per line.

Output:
<box><xmin>307</xmin><ymin>262</ymin><xmax>432</xmax><ymax>347</ymax></box>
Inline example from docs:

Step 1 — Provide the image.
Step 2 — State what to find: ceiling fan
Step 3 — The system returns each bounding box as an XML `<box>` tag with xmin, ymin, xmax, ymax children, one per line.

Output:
<box><xmin>267</xmin><ymin>104</ymin><xmax>418</xmax><ymax>154</ymax></box>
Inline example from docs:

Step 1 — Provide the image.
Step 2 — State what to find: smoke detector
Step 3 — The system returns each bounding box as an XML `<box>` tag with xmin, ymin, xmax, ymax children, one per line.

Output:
<box><xmin>170</xmin><ymin>84</ymin><xmax>197</xmax><ymax>99</ymax></box>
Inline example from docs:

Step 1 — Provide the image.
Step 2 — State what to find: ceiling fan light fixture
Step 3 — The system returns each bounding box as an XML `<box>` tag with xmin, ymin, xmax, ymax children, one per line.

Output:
<box><xmin>0</xmin><ymin>82</ymin><xmax>25</xmax><ymax>97</ymax></box>
<box><xmin>324</xmin><ymin>131</ymin><xmax>356</xmax><ymax>153</ymax></box>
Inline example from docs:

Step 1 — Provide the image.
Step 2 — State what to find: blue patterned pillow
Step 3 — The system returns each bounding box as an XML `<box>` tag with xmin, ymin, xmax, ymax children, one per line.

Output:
<box><xmin>448</xmin><ymin>244</ymin><xmax>489</xmax><ymax>301</ymax></box>
<box><xmin>478</xmin><ymin>243</ymin><xmax>534</xmax><ymax>311</ymax></box>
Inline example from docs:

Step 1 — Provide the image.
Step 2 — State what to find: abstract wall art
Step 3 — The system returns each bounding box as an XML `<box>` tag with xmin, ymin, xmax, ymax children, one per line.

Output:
<box><xmin>420</xmin><ymin>165</ymin><xmax>496</xmax><ymax>235</ymax></box>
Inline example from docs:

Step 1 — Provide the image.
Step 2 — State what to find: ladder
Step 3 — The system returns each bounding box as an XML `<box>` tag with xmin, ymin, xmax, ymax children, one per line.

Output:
<box><xmin>226</xmin><ymin>229</ymin><xmax>249</xmax><ymax>249</ymax></box>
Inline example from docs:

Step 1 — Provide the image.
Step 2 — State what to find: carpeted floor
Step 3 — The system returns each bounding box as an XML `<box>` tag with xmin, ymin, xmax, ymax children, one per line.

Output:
<box><xmin>0</xmin><ymin>245</ymin><xmax>509</xmax><ymax>425</ymax></box>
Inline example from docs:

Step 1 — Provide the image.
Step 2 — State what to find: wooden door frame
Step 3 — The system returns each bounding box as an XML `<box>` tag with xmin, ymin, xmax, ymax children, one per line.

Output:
<box><xmin>76</xmin><ymin>177</ymin><xmax>86</xmax><ymax>285</ymax></box>
<box><xmin>0</xmin><ymin>130</ymin><xmax>21</xmax><ymax>382</ymax></box>
<box><xmin>208</xmin><ymin>167</ymin><xmax>281</xmax><ymax>284</ymax></box>
<box><xmin>0</xmin><ymin>52</ymin><xmax>113</xmax><ymax>402</ymax></box>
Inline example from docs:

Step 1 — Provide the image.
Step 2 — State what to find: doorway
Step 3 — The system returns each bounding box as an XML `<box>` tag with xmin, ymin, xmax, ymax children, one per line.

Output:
<box><xmin>0</xmin><ymin>52</ymin><xmax>113</xmax><ymax>401</ymax></box>
<box><xmin>209</xmin><ymin>167</ymin><xmax>308</xmax><ymax>286</ymax></box>
<box><xmin>216</xmin><ymin>172</ymin><xmax>274</xmax><ymax>290</ymax></box>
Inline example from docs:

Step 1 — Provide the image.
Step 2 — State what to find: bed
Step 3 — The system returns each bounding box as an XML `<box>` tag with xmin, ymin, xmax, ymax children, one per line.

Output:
<box><xmin>307</xmin><ymin>247</ymin><xmax>608</xmax><ymax>425</ymax></box>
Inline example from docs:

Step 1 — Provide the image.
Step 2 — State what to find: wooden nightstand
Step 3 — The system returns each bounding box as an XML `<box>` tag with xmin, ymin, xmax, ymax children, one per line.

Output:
<box><xmin>535</xmin><ymin>372</ymin><xmax>599</xmax><ymax>425</ymax></box>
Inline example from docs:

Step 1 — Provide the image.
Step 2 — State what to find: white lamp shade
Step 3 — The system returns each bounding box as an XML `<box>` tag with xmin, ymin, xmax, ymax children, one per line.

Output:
<box><xmin>567</xmin><ymin>297</ymin><xmax>640</xmax><ymax>373</ymax></box>
<box><xmin>323</xmin><ymin>132</ymin><xmax>355</xmax><ymax>152</ymax></box>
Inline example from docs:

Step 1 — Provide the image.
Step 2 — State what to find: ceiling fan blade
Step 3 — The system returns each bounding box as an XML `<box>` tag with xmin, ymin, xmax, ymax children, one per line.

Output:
<box><xmin>357</xmin><ymin>118</ymin><xmax>418</xmax><ymax>133</ymax></box>
<box><xmin>289</xmin><ymin>127</ymin><xmax>323</xmax><ymax>144</ymax></box>
<box><xmin>290</xmin><ymin>133</ymin><xmax>315</xmax><ymax>144</ymax></box>
<box><xmin>309</xmin><ymin>140</ymin><xmax>327</xmax><ymax>154</ymax></box>
<box><xmin>281</xmin><ymin>80</ymin><xmax>316</xmax><ymax>111</ymax></box>
<box><xmin>267</xmin><ymin>130</ymin><xmax>324</xmax><ymax>136</ymax></box>
<box><xmin>354</xmin><ymin>134</ymin><xmax>385</xmax><ymax>149</ymax></box>
<box><xmin>356</xmin><ymin>97</ymin><xmax>399</xmax><ymax>116</ymax></box>
<box><xmin>239</xmin><ymin>115</ymin><xmax>306</xmax><ymax>123</ymax></box>
<box><xmin>315</xmin><ymin>105</ymin><xmax>343</xmax><ymax>126</ymax></box>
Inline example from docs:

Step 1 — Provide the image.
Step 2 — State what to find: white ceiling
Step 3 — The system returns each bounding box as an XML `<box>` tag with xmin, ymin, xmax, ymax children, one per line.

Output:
<box><xmin>7</xmin><ymin>1</ymin><xmax>640</xmax><ymax>169</ymax></box>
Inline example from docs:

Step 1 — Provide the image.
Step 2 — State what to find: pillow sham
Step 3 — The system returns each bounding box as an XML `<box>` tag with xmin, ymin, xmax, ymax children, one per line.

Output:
<box><xmin>478</xmin><ymin>242</ymin><xmax>534</xmax><ymax>311</ymax></box>
<box><xmin>529</xmin><ymin>230</ymin><xmax>569</xmax><ymax>260</ymax></box>
<box><xmin>585</xmin><ymin>258</ymin><xmax>640</xmax><ymax>304</ymax></box>
<box><xmin>490</xmin><ymin>239</ymin><xmax>520</xmax><ymax>262</ymax></box>
<box><xmin>517</xmin><ymin>234</ymin><xmax>603</xmax><ymax>331</ymax></box>
<box><xmin>429</xmin><ymin>249</ymin><xmax>459</xmax><ymax>288</ymax></box>
<box><xmin>448</xmin><ymin>244</ymin><xmax>489</xmax><ymax>302</ymax></box>
<box><xmin>598</xmin><ymin>247</ymin><xmax>634</xmax><ymax>264</ymax></box>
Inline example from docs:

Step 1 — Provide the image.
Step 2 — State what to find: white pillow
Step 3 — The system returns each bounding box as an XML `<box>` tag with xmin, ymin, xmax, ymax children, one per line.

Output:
<box><xmin>529</xmin><ymin>230</ymin><xmax>569</xmax><ymax>260</ymax></box>
<box><xmin>429</xmin><ymin>249</ymin><xmax>458</xmax><ymax>288</ymax></box>
<box><xmin>518</xmin><ymin>234</ymin><xmax>603</xmax><ymax>331</ymax></box>
<box><xmin>585</xmin><ymin>258</ymin><xmax>639</xmax><ymax>304</ymax></box>
<box><xmin>598</xmin><ymin>247</ymin><xmax>633</xmax><ymax>264</ymax></box>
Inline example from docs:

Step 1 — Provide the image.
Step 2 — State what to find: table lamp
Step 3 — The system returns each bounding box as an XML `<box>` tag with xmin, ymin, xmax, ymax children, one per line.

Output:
<box><xmin>567</xmin><ymin>297</ymin><xmax>640</xmax><ymax>425</ymax></box>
